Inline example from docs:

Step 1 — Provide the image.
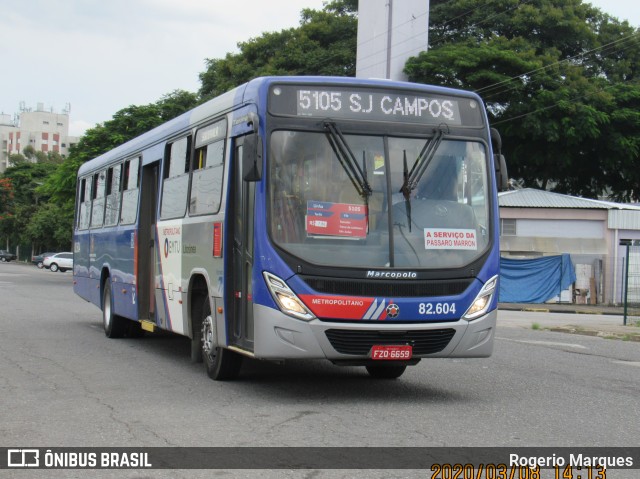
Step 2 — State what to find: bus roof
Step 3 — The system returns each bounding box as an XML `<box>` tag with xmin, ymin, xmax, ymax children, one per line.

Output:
<box><xmin>77</xmin><ymin>82</ymin><xmax>246</xmax><ymax>176</ymax></box>
<box><xmin>77</xmin><ymin>76</ymin><xmax>486</xmax><ymax>177</ymax></box>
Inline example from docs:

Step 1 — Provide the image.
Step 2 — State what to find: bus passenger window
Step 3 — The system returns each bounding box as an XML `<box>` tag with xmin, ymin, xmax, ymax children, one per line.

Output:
<box><xmin>77</xmin><ymin>177</ymin><xmax>92</xmax><ymax>230</ymax></box>
<box><xmin>90</xmin><ymin>171</ymin><xmax>106</xmax><ymax>228</ymax></box>
<box><xmin>190</xmin><ymin>139</ymin><xmax>225</xmax><ymax>215</ymax></box>
<box><xmin>104</xmin><ymin>163</ymin><xmax>122</xmax><ymax>227</ymax></box>
<box><xmin>189</xmin><ymin>120</ymin><xmax>226</xmax><ymax>216</ymax></box>
<box><xmin>120</xmin><ymin>157</ymin><xmax>140</xmax><ymax>225</ymax></box>
<box><xmin>160</xmin><ymin>137</ymin><xmax>191</xmax><ymax>220</ymax></box>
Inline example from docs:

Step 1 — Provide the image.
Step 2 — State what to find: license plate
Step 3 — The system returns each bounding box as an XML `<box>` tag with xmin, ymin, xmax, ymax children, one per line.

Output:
<box><xmin>370</xmin><ymin>345</ymin><xmax>412</xmax><ymax>360</ymax></box>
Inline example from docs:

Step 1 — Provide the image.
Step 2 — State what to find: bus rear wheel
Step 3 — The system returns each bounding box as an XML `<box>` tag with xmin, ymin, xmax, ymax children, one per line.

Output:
<box><xmin>365</xmin><ymin>364</ymin><xmax>407</xmax><ymax>379</ymax></box>
<box><xmin>103</xmin><ymin>281</ymin><xmax>126</xmax><ymax>338</ymax></box>
<box><xmin>201</xmin><ymin>298</ymin><xmax>242</xmax><ymax>380</ymax></box>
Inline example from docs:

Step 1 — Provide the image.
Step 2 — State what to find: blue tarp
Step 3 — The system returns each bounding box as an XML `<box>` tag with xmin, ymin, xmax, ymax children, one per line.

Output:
<box><xmin>499</xmin><ymin>254</ymin><xmax>577</xmax><ymax>303</ymax></box>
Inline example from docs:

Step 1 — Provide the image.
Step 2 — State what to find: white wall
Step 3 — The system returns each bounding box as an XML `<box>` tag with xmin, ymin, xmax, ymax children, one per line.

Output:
<box><xmin>516</xmin><ymin>219</ymin><xmax>604</xmax><ymax>239</ymax></box>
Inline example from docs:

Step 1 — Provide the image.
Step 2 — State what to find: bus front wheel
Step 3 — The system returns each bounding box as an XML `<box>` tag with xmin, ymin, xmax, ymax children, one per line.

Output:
<box><xmin>365</xmin><ymin>364</ymin><xmax>407</xmax><ymax>379</ymax></box>
<box><xmin>201</xmin><ymin>298</ymin><xmax>242</xmax><ymax>380</ymax></box>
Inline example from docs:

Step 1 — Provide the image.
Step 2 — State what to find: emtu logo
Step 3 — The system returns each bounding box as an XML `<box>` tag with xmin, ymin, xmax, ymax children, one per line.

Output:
<box><xmin>8</xmin><ymin>449</ymin><xmax>39</xmax><ymax>467</ymax></box>
<box><xmin>163</xmin><ymin>238</ymin><xmax>180</xmax><ymax>258</ymax></box>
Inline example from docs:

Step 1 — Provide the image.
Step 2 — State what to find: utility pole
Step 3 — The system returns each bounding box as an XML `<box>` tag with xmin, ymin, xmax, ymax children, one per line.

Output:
<box><xmin>356</xmin><ymin>0</ymin><xmax>430</xmax><ymax>81</ymax></box>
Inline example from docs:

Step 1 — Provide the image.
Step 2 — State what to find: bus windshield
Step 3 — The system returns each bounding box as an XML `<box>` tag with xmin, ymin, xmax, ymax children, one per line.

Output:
<box><xmin>269</xmin><ymin>129</ymin><xmax>490</xmax><ymax>269</ymax></box>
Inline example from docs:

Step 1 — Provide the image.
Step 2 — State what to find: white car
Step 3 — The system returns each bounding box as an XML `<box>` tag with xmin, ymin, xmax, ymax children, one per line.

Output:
<box><xmin>43</xmin><ymin>252</ymin><xmax>74</xmax><ymax>272</ymax></box>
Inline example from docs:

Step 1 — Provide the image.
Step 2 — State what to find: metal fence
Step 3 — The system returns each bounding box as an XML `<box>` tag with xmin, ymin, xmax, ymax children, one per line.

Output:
<box><xmin>621</xmin><ymin>245</ymin><xmax>640</xmax><ymax>324</ymax></box>
<box><xmin>0</xmin><ymin>243</ymin><xmax>37</xmax><ymax>263</ymax></box>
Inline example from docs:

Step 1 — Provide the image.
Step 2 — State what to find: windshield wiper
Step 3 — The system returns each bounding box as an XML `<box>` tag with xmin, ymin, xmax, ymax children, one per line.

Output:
<box><xmin>324</xmin><ymin>121</ymin><xmax>372</xmax><ymax>199</ymax></box>
<box><xmin>398</xmin><ymin>126</ymin><xmax>446</xmax><ymax>231</ymax></box>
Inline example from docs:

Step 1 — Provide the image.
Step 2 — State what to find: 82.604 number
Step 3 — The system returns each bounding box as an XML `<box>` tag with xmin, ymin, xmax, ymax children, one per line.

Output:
<box><xmin>419</xmin><ymin>302</ymin><xmax>456</xmax><ymax>315</ymax></box>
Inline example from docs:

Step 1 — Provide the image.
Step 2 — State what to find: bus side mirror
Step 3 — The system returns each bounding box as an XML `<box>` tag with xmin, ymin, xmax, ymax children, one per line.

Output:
<box><xmin>242</xmin><ymin>133</ymin><xmax>262</xmax><ymax>182</ymax></box>
<box><xmin>490</xmin><ymin>128</ymin><xmax>509</xmax><ymax>191</ymax></box>
<box><xmin>496</xmin><ymin>153</ymin><xmax>508</xmax><ymax>191</ymax></box>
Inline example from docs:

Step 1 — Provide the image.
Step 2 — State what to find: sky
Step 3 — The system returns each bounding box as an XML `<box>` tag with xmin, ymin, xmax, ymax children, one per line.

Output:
<box><xmin>1</xmin><ymin>0</ymin><xmax>638</xmax><ymax>138</ymax></box>
<box><xmin>0</xmin><ymin>0</ymin><xmax>329</xmax><ymax>136</ymax></box>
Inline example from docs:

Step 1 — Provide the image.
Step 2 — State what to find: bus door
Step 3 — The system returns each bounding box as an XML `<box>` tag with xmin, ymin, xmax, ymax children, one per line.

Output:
<box><xmin>137</xmin><ymin>161</ymin><xmax>159</xmax><ymax>322</ymax></box>
<box><xmin>227</xmin><ymin>134</ymin><xmax>258</xmax><ymax>352</ymax></box>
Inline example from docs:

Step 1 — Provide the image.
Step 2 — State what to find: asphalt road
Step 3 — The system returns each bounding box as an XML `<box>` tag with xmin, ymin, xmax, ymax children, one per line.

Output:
<box><xmin>1</xmin><ymin>262</ymin><xmax>639</xmax><ymax>479</ymax></box>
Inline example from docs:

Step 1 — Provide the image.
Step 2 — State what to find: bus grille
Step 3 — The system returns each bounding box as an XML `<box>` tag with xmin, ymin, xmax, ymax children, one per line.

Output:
<box><xmin>300</xmin><ymin>276</ymin><xmax>472</xmax><ymax>298</ymax></box>
<box><xmin>325</xmin><ymin>328</ymin><xmax>456</xmax><ymax>356</ymax></box>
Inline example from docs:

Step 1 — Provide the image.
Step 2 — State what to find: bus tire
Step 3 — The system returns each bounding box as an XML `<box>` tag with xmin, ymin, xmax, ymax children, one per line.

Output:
<box><xmin>201</xmin><ymin>297</ymin><xmax>242</xmax><ymax>380</ymax></box>
<box><xmin>103</xmin><ymin>281</ymin><xmax>126</xmax><ymax>338</ymax></box>
<box><xmin>365</xmin><ymin>364</ymin><xmax>407</xmax><ymax>379</ymax></box>
<box><xmin>190</xmin><ymin>292</ymin><xmax>206</xmax><ymax>363</ymax></box>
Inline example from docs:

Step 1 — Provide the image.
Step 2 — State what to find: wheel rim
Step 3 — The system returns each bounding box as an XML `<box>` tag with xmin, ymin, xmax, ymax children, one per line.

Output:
<box><xmin>202</xmin><ymin>314</ymin><xmax>217</xmax><ymax>361</ymax></box>
<box><xmin>104</xmin><ymin>290</ymin><xmax>112</xmax><ymax>329</ymax></box>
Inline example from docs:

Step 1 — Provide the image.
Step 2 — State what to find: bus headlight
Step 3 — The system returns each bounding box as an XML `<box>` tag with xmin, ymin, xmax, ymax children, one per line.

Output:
<box><xmin>462</xmin><ymin>275</ymin><xmax>498</xmax><ymax>321</ymax></box>
<box><xmin>263</xmin><ymin>272</ymin><xmax>315</xmax><ymax>321</ymax></box>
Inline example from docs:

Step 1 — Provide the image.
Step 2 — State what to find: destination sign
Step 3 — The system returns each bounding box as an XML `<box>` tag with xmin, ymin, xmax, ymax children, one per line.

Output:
<box><xmin>269</xmin><ymin>84</ymin><xmax>485</xmax><ymax>127</ymax></box>
<box><xmin>195</xmin><ymin>118</ymin><xmax>227</xmax><ymax>148</ymax></box>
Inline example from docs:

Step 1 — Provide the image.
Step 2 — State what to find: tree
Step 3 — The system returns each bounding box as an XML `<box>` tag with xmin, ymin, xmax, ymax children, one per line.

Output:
<box><xmin>40</xmin><ymin>89</ymin><xmax>199</xmax><ymax>209</ymax></box>
<box><xmin>31</xmin><ymin>89</ymin><xmax>200</xmax><ymax>249</ymax></box>
<box><xmin>406</xmin><ymin>0</ymin><xmax>640</xmax><ymax>200</ymax></box>
<box><xmin>8</xmin><ymin>153</ymin><xmax>26</xmax><ymax>166</ymax></box>
<box><xmin>198</xmin><ymin>0</ymin><xmax>358</xmax><ymax>99</ymax></box>
<box><xmin>25</xmin><ymin>202</ymin><xmax>74</xmax><ymax>251</ymax></box>
<box><xmin>0</xmin><ymin>162</ymin><xmax>58</xmax><ymax>251</ymax></box>
<box><xmin>0</xmin><ymin>177</ymin><xmax>15</xmax><ymax>249</ymax></box>
<box><xmin>157</xmin><ymin>89</ymin><xmax>199</xmax><ymax>122</ymax></box>
<box><xmin>22</xmin><ymin>145</ymin><xmax>37</xmax><ymax>160</ymax></box>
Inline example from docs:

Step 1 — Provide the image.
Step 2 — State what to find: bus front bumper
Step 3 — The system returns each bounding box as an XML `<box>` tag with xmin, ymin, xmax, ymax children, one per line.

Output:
<box><xmin>252</xmin><ymin>304</ymin><xmax>496</xmax><ymax>362</ymax></box>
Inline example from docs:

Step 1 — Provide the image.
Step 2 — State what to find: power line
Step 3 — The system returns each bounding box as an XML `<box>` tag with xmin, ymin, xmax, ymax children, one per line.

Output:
<box><xmin>490</xmin><ymin>80</ymin><xmax>624</xmax><ymax>127</ymax></box>
<box><xmin>356</xmin><ymin>6</ymin><xmax>429</xmax><ymax>49</ymax></box>
<box><xmin>478</xmin><ymin>45</ymin><xmax>639</xmax><ymax>128</ymax></box>
<box><xmin>477</xmin><ymin>31</ymin><xmax>640</xmax><ymax>101</ymax></box>
<box><xmin>356</xmin><ymin>0</ymin><xmax>639</xmax><ymax>90</ymax></box>
<box><xmin>287</xmin><ymin>0</ymin><xmax>640</xmax><ymax>109</ymax></box>
<box><xmin>356</xmin><ymin>2</ymin><xmax>640</xmax><ymax>129</ymax></box>
<box><xmin>356</xmin><ymin>0</ymin><xmax>528</xmax><ymax>74</ymax></box>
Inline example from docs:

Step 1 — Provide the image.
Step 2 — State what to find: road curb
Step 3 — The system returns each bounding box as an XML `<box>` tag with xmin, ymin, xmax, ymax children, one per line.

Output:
<box><xmin>499</xmin><ymin>303</ymin><xmax>628</xmax><ymax>316</ymax></box>
<box><xmin>548</xmin><ymin>326</ymin><xmax>640</xmax><ymax>342</ymax></box>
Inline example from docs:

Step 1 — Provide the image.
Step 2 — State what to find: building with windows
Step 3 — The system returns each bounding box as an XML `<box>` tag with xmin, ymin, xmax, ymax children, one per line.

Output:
<box><xmin>0</xmin><ymin>104</ymin><xmax>79</xmax><ymax>172</ymax></box>
<box><xmin>499</xmin><ymin>188</ymin><xmax>640</xmax><ymax>305</ymax></box>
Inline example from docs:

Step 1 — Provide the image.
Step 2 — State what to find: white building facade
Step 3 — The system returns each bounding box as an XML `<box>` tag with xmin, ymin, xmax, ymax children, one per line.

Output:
<box><xmin>0</xmin><ymin>105</ymin><xmax>79</xmax><ymax>172</ymax></box>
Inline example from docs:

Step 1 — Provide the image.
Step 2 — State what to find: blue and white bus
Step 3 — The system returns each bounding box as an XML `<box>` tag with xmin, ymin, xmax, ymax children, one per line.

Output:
<box><xmin>73</xmin><ymin>76</ymin><xmax>508</xmax><ymax>380</ymax></box>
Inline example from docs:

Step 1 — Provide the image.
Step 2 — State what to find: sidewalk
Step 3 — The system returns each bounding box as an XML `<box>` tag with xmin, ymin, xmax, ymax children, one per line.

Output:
<box><xmin>498</xmin><ymin>302</ymin><xmax>640</xmax><ymax>342</ymax></box>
